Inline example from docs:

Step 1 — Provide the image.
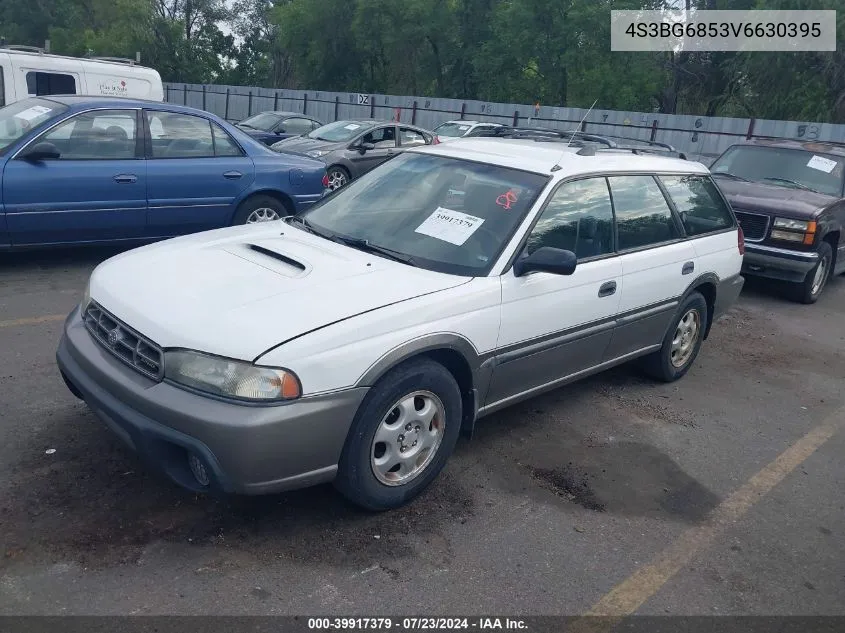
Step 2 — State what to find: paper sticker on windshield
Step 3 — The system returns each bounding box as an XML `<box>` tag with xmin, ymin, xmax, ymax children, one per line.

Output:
<box><xmin>415</xmin><ymin>207</ymin><xmax>484</xmax><ymax>246</ymax></box>
<box><xmin>15</xmin><ymin>105</ymin><xmax>52</xmax><ymax>122</ymax></box>
<box><xmin>458</xmin><ymin>125</ymin><xmax>470</xmax><ymax>132</ymax></box>
<box><xmin>807</xmin><ymin>155</ymin><xmax>837</xmax><ymax>173</ymax></box>
<box><xmin>344</xmin><ymin>123</ymin><xmax>361</xmax><ymax>131</ymax></box>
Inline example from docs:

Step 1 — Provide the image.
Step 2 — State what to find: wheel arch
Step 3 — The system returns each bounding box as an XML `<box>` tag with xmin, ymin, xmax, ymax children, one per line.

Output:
<box><xmin>682</xmin><ymin>273</ymin><xmax>718</xmax><ymax>340</ymax></box>
<box><xmin>231</xmin><ymin>189</ymin><xmax>295</xmax><ymax>224</ymax></box>
<box><xmin>822</xmin><ymin>229</ymin><xmax>840</xmax><ymax>271</ymax></box>
<box><xmin>355</xmin><ymin>334</ymin><xmax>490</xmax><ymax>438</ymax></box>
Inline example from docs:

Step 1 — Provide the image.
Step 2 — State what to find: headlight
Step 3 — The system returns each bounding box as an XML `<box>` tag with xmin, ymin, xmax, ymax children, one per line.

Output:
<box><xmin>164</xmin><ymin>350</ymin><xmax>301</xmax><ymax>402</ymax></box>
<box><xmin>773</xmin><ymin>218</ymin><xmax>809</xmax><ymax>231</ymax></box>
<box><xmin>306</xmin><ymin>150</ymin><xmax>326</xmax><ymax>158</ymax></box>
<box><xmin>770</xmin><ymin>229</ymin><xmax>805</xmax><ymax>243</ymax></box>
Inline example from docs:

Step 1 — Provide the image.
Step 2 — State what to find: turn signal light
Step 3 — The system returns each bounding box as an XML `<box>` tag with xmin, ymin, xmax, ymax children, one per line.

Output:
<box><xmin>803</xmin><ymin>221</ymin><xmax>817</xmax><ymax>245</ymax></box>
<box><xmin>321</xmin><ymin>173</ymin><xmax>329</xmax><ymax>188</ymax></box>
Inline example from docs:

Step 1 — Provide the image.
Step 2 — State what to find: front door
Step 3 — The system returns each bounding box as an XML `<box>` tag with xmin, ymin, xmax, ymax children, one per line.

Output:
<box><xmin>487</xmin><ymin>177</ymin><xmax>622</xmax><ymax>407</ymax></box>
<box><xmin>144</xmin><ymin>110</ymin><xmax>254</xmax><ymax>237</ymax></box>
<box><xmin>348</xmin><ymin>125</ymin><xmax>397</xmax><ymax>175</ymax></box>
<box><xmin>3</xmin><ymin>108</ymin><xmax>146</xmax><ymax>245</ymax></box>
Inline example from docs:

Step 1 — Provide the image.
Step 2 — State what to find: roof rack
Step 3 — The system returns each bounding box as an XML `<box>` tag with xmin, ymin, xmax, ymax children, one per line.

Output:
<box><xmin>90</xmin><ymin>55</ymin><xmax>138</xmax><ymax>65</ymax></box>
<box><xmin>0</xmin><ymin>44</ymin><xmax>46</xmax><ymax>54</ymax></box>
<box><xmin>476</xmin><ymin>126</ymin><xmax>687</xmax><ymax>159</ymax></box>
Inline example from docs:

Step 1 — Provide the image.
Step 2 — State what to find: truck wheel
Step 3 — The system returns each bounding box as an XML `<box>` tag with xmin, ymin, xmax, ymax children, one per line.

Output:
<box><xmin>791</xmin><ymin>241</ymin><xmax>832</xmax><ymax>304</ymax></box>
<box><xmin>334</xmin><ymin>359</ymin><xmax>462</xmax><ymax>511</ymax></box>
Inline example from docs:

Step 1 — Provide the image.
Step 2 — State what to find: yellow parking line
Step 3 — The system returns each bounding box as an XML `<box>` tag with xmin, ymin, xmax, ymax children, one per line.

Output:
<box><xmin>0</xmin><ymin>314</ymin><xmax>66</xmax><ymax>329</ymax></box>
<box><xmin>578</xmin><ymin>406</ymin><xmax>843</xmax><ymax>627</ymax></box>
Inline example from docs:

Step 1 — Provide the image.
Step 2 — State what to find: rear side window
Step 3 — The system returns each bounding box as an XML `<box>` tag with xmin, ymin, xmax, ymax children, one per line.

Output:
<box><xmin>399</xmin><ymin>127</ymin><xmax>427</xmax><ymax>146</ymax></box>
<box><xmin>660</xmin><ymin>175</ymin><xmax>734</xmax><ymax>236</ymax></box>
<box><xmin>608</xmin><ymin>175</ymin><xmax>680</xmax><ymax>250</ymax></box>
<box><xmin>281</xmin><ymin>117</ymin><xmax>316</xmax><ymax>136</ymax></box>
<box><xmin>26</xmin><ymin>71</ymin><xmax>77</xmax><ymax>96</ymax></box>
<box><xmin>147</xmin><ymin>111</ymin><xmax>214</xmax><ymax>158</ymax></box>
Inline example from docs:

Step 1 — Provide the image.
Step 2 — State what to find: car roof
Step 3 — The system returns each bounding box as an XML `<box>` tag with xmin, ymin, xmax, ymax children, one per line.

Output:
<box><xmin>414</xmin><ymin>137</ymin><xmax>709</xmax><ymax>177</ymax></box>
<box><xmin>37</xmin><ymin>95</ymin><xmax>222</xmax><ymax>116</ymax></box>
<box><xmin>439</xmin><ymin>120</ymin><xmax>502</xmax><ymax>126</ymax></box>
<box><xmin>245</xmin><ymin>110</ymin><xmax>304</xmax><ymax>118</ymax></box>
<box><xmin>732</xmin><ymin>138</ymin><xmax>845</xmax><ymax>158</ymax></box>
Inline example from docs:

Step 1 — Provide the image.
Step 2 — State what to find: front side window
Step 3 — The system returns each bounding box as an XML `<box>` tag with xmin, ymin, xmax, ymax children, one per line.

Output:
<box><xmin>362</xmin><ymin>126</ymin><xmax>396</xmax><ymax>148</ymax></box>
<box><xmin>37</xmin><ymin>109</ymin><xmax>136</xmax><ymax>160</ymax></box>
<box><xmin>301</xmin><ymin>152</ymin><xmax>548</xmax><ymax>276</ymax></box>
<box><xmin>0</xmin><ymin>98</ymin><xmax>66</xmax><ymax>153</ymax></box>
<box><xmin>147</xmin><ymin>111</ymin><xmax>214</xmax><ymax>158</ymax></box>
<box><xmin>608</xmin><ymin>175</ymin><xmax>680</xmax><ymax>250</ymax></box>
<box><xmin>281</xmin><ymin>117</ymin><xmax>316</xmax><ymax>136</ymax></box>
<box><xmin>526</xmin><ymin>178</ymin><xmax>614</xmax><ymax>259</ymax></box>
<box><xmin>660</xmin><ymin>175</ymin><xmax>734</xmax><ymax>236</ymax></box>
<box><xmin>26</xmin><ymin>71</ymin><xmax>77</xmax><ymax>96</ymax></box>
<box><xmin>711</xmin><ymin>145</ymin><xmax>845</xmax><ymax>197</ymax></box>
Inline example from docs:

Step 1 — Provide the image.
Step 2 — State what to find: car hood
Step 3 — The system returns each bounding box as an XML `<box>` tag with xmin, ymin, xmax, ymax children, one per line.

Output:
<box><xmin>89</xmin><ymin>225</ymin><xmax>468</xmax><ymax>362</ymax></box>
<box><xmin>715</xmin><ymin>178</ymin><xmax>837</xmax><ymax>218</ymax></box>
<box><xmin>272</xmin><ymin>136</ymin><xmax>343</xmax><ymax>154</ymax></box>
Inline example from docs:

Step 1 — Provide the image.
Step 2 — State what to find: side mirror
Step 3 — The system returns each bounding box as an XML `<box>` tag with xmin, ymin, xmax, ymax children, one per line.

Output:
<box><xmin>513</xmin><ymin>247</ymin><xmax>577</xmax><ymax>277</ymax></box>
<box><xmin>21</xmin><ymin>142</ymin><xmax>61</xmax><ymax>162</ymax></box>
<box><xmin>276</xmin><ymin>127</ymin><xmax>286</xmax><ymax>135</ymax></box>
<box><xmin>359</xmin><ymin>142</ymin><xmax>376</xmax><ymax>154</ymax></box>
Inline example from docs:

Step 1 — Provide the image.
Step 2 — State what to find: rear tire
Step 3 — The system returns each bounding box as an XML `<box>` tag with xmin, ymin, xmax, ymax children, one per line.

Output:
<box><xmin>641</xmin><ymin>291</ymin><xmax>708</xmax><ymax>383</ymax></box>
<box><xmin>334</xmin><ymin>359</ymin><xmax>462</xmax><ymax>511</ymax></box>
<box><xmin>231</xmin><ymin>195</ymin><xmax>289</xmax><ymax>225</ymax></box>
<box><xmin>790</xmin><ymin>241</ymin><xmax>832</xmax><ymax>304</ymax></box>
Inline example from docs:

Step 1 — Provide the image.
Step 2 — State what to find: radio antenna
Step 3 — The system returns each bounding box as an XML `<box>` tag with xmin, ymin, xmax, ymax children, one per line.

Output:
<box><xmin>552</xmin><ymin>98</ymin><xmax>598</xmax><ymax>172</ymax></box>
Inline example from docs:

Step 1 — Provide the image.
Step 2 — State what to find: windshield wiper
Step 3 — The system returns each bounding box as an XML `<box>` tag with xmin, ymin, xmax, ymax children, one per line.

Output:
<box><xmin>762</xmin><ymin>177</ymin><xmax>819</xmax><ymax>193</ymax></box>
<box><xmin>712</xmin><ymin>171</ymin><xmax>749</xmax><ymax>182</ymax></box>
<box><xmin>331</xmin><ymin>235</ymin><xmax>418</xmax><ymax>266</ymax></box>
<box><xmin>284</xmin><ymin>215</ymin><xmax>332</xmax><ymax>239</ymax></box>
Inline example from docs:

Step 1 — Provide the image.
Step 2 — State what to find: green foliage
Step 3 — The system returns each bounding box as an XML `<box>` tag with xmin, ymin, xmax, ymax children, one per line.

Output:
<box><xmin>1</xmin><ymin>0</ymin><xmax>843</xmax><ymax>122</ymax></box>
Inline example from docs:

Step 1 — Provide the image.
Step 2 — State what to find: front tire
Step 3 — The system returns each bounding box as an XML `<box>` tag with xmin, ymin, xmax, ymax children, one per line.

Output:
<box><xmin>334</xmin><ymin>359</ymin><xmax>462</xmax><ymax>511</ymax></box>
<box><xmin>231</xmin><ymin>195</ymin><xmax>289</xmax><ymax>225</ymax></box>
<box><xmin>641</xmin><ymin>291</ymin><xmax>708</xmax><ymax>383</ymax></box>
<box><xmin>791</xmin><ymin>241</ymin><xmax>832</xmax><ymax>304</ymax></box>
<box><xmin>326</xmin><ymin>166</ymin><xmax>350</xmax><ymax>191</ymax></box>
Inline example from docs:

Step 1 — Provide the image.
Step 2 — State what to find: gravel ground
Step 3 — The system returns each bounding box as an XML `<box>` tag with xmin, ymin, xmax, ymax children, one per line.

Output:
<box><xmin>0</xmin><ymin>247</ymin><xmax>843</xmax><ymax>616</ymax></box>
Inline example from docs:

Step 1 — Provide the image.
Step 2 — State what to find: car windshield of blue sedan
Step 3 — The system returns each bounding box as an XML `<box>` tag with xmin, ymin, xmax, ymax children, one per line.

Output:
<box><xmin>238</xmin><ymin>112</ymin><xmax>282</xmax><ymax>131</ymax></box>
<box><xmin>299</xmin><ymin>152</ymin><xmax>548</xmax><ymax>276</ymax></box>
<box><xmin>307</xmin><ymin>120</ymin><xmax>372</xmax><ymax>142</ymax></box>
<box><xmin>0</xmin><ymin>99</ymin><xmax>67</xmax><ymax>153</ymax></box>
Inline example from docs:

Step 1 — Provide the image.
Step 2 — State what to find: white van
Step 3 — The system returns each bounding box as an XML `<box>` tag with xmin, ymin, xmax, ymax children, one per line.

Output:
<box><xmin>0</xmin><ymin>46</ymin><xmax>163</xmax><ymax>107</ymax></box>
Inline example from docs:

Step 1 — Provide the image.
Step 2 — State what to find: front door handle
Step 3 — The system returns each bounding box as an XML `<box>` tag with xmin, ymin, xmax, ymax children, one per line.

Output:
<box><xmin>682</xmin><ymin>261</ymin><xmax>695</xmax><ymax>275</ymax></box>
<box><xmin>113</xmin><ymin>174</ymin><xmax>137</xmax><ymax>184</ymax></box>
<box><xmin>598</xmin><ymin>281</ymin><xmax>617</xmax><ymax>297</ymax></box>
<box><xmin>223</xmin><ymin>171</ymin><xmax>243</xmax><ymax>179</ymax></box>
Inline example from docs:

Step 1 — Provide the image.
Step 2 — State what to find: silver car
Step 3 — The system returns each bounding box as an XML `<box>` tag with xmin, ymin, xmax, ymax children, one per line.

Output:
<box><xmin>270</xmin><ymin>119</ymin><xmax>435</xmax><ymax>190</ymax></box>
<box><xmin>432</xmin><ymin>120</ymin><xmax>504</xmax><ymax>142</ymax></box>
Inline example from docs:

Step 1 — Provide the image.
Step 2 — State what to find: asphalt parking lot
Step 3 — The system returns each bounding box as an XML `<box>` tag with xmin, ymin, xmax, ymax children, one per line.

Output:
<box><xmin>0</xmin><ymin>246</ymin><xmax>843</xmax><ymax>616</ymax></box>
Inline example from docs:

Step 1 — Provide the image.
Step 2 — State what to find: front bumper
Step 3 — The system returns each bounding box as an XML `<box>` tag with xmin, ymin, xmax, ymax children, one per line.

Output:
<box><xmin>742</xmin><ymin>243</ymin><xmax>818</xmax><ymax>283</ymax></box>
<box><xmin>56</xmin><ymin>306</ymin><xmax>368</xmax><ymax>495</ymax></box>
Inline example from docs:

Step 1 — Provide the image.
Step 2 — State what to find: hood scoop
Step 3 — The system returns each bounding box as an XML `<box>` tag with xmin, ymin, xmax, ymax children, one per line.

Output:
<box><xmin>247</xmin><ymin>244</ymin><xmax>307</xmax><ymax>272</ymax></box>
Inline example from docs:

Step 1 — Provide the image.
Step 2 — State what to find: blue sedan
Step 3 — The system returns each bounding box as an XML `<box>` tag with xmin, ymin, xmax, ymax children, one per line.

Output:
<box><xmin>0</xmin><ymin>96</ymin><xmax>328</xmax><ymax>249</ymax></box>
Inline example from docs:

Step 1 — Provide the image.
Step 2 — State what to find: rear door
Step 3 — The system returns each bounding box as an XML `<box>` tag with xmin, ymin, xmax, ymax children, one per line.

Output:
<box><xmin>144</xmin><ymin>109</ymin><xmax>255</xmax><ymax>237</ymax></box>
<box><xmin>603</xmin><ymin>174</ymin><xmax>697</xmax><ymax>361</ymax></box>
<box><xmin>3</xmin><ymin>108</ymin><xmax>146</xmax><ymax>245</ymax></box>
<box><xmin>348</xmin><ymin>125</ymin><xmax>397</xmax><ymax>175</ymax></box>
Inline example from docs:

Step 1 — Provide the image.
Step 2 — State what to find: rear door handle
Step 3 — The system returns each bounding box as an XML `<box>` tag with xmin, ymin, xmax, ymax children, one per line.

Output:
<box><xmin>223</xmin><ymin>171</ymin><xmax>243</xmax><ymax>179</ymax></box>
<box><xmin>598</xmin><ymin>281</ymin><xmax>617</xmax><ymax>297</ymax></box>
<box><xmin>682</xmin><ymin>261</ymin><xmax>695</xmax><ymax>275</ymax></box>
<box><xmin>113</xmin><ymin>174</ymin><xmax>137</xmax><ymax>184</ymax></box>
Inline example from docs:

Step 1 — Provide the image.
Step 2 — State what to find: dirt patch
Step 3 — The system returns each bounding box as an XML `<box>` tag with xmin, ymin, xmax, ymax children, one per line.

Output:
<box><xmin>592</xmin><ymin>368</ymin><xmax>698</xmax><ymax>428</ymax></box>
<box><xmin>0</xmin><ymin>409</ymin><xmax>474</xmax><ymax>571</ymax></box>
<box><xmin>530</xmin><ymin>466</ymin><xmax>606</xmax><ymax>512</ymax></box>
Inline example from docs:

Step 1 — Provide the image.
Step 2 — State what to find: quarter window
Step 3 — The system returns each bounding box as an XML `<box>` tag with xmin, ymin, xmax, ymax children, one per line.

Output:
<box><xmin>527</xmin><ymin>178</ymin><xmax>614</xmax><ymax>259</ymax></box>
<box><xmin>26</xmin><ymin>71</ymin><xmax>77</xmax><ymax>96</ymax></box>
<box><xmin>38</xmin><ymin>110</ymin><xmax>137</xmax><ymax>160</ymax></box>
<box><xmin>147</xmin><ymin>111</ymin><xmax>214</xmax><ymax>158</ymax></box>
<box><xmin>660</xmin><ymin>175</ymin><xmax>734</xmax><ymax>236</ymax></box>
<box><xmin>608</xmin><ymin>175</ymin><xmax>680</xmax><ymax>250</ymax></box>
<box><xmin>212</xmin><ymin>123</ymin><xmax>243</xmax><ymax>157</ymax></box>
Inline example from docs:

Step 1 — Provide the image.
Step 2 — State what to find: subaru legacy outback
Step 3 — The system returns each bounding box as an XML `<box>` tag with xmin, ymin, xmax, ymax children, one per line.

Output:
<box><xmin>57</xmin><ymin>137</ymin><xmax>744</xmax><ymax>510</ymax></box>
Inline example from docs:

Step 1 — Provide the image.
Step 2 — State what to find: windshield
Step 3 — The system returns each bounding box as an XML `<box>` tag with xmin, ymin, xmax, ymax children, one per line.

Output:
<box><xmin>307</xmin><ymin>120</ymin><xmax>372</xmax><ymax>142</ymax></box>
<box><xmin>434</xmin><ymin>122</ymin><xmax>473</xmax><ymax>138</ymax></box>
<box><xmin>0</xmin><ymin>98</ymin><xmax>66</xmax><ymax>153</ymax></box>
<box><xmin>711</xmin><ymin>145</ymin><xmax>845</xmax><ymax>197</ymax></box>
<box><xmin>300</xmin><ymin>152</ymin><xmax>548</xmax><ymax>276</ymax></box>
<box><xmin>237</xmin><ymin>112</ymin><xmax>282</xmax><ymax>131</ymax></box>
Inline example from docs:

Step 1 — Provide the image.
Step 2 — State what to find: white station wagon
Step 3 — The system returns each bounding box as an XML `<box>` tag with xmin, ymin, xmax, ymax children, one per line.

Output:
<box><xmin>57</xmin><ymin>136</ymin><xmax>745</xmax><ymax>510</ymax></box>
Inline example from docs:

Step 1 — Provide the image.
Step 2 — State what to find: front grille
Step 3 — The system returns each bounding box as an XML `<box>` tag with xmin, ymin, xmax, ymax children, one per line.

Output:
<box><xmin>733</xmin><ymin>210</ymin><xmax>770</xmax><ymax>242</ymax></box>
<box><xmin>83</xmin><ymin>302</ymin><xmax>164</xmax><ymax>381</ymax></box>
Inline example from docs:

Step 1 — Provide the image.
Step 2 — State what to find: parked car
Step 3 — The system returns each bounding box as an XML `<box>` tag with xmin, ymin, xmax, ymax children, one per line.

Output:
<box><xmin>235</xmin><ymin>110</ymin><xmax>323</xmax><ymax>146</ymax></box>
<box><xmin>432</xmin><ymin>120</ymin><xmax>503</xmax><ymax>142</ymax></box>
<box><xmin>0</xmin><ymin>96</ymin><xmax>328</xmax><ymax>249</ymax></box>
<box><xmin>271</xmin><ymin>119</ymin><xmax>436</xmax><ymax>190</ymax></box>
<box><xmin>710</xmin><ymin>138</ymin><xmax>845</xmax><ymax>303</ymax></box>
<box><xmin>57</xmin><ymin>134</ymin><xmax>743</xmax><ymax>510</ymax></box>
<box><xmin>0</xmin><ymin>43</ymin><xmax>163</xmax><ymax>106</ymax></box>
